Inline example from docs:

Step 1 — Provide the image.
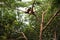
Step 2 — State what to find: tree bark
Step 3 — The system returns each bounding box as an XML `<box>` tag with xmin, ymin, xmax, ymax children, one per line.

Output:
<box><xmin>40</xmin><ymin>13</ymin><xmax>44</xmax><ymax>40</ymax></box>
<box><xmin>43</xmin><ymin>9</ymin><xmax>60</xmax><ymax>31</ymax></box>
<box><xmin>53</xmin><ymin>31</ymin><xmax>57</xmax><ymax>40</ymax></box>
<box><xmin>20</xmin><ymin>32</ymin><xmax>28</xmax><ymax>40</ymax></box>
<box><xmin>39</xmin><ymin>9</ymin><xmax>48</xmax><ymax>40</ymax></box>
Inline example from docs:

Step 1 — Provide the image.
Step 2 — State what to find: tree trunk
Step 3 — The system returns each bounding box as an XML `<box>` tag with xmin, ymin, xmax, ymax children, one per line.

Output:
<box><xmin>39</xmin><ymin>9</ymin><xmax>48</xmax><ymax>40</ymax></box>
<box><xmin>53</xmin><ymin>31</ymin><xmax>56</xmax><ymax>40</ymax></box>
<box><xmin>40</xmin><ymin>13</ymin><xmax>44</xmax><ymax>40</ymax></box>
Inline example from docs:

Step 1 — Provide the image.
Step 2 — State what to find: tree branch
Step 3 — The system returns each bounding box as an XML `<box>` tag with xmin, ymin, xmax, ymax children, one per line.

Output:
<box><xmin>17</xmin><ymin>32</ymin><xmax>28</xmax><ymax>40</ymax></box>
<box><xmin>42</xmin><ymin>9</ymin><xmax>60</xmax><ymax>31</ymax></box>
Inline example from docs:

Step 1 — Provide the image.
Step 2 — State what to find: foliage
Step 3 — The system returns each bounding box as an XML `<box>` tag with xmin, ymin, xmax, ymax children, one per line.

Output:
<box><xmin>0</xmin><ymin>0</ymin><xmax>60</xmax><ymax>40</ymax></box>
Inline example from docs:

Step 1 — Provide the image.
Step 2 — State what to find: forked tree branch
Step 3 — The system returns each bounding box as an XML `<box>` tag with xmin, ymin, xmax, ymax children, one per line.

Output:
<box><xmin>17</xmin><ymin>32</ymin><xmax>28</xmax><ymax>40</ymax></box>
<box><xmin>42</xmin><ymin>9</ymin><xmax>60</xmax><ymax>31</ymax></box>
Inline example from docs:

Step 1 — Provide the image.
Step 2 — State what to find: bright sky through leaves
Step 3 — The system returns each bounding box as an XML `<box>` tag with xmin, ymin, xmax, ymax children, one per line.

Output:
<box><xmin>22</xmin><ymin>0</ymin><xmax>32</xmax><ymax>2</ymax></box>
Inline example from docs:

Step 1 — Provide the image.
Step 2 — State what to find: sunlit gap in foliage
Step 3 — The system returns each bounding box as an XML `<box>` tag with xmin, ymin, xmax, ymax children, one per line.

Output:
<box><xmin>15</xmin><ymin>8</ymin><xmax>29</xmax><ymax>25</ymax></box>
<box><xmin>0</xmin><ymin>2</ymin><xmax>4</xmax><ymax>4</ymax></box>
<box><xmin>15</xmin><ymin>0</ymin><xmax>32</xmax><ymax>3</ymax></box>
<box><xmin>20</xmin><ymin>13</ymin><xmax>29</xmax><ymax>25</ymax></box>
<box><xmin>22</xmin><ymin>0</ymin><xmax>32</xmax><ymax>2</ymax></box>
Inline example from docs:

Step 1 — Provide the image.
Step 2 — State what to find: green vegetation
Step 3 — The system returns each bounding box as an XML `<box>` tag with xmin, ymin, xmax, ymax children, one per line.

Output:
<box><xmin>0</xmin><ymin>0</ymin><xmax>60</xmax><ymax>40</ymax></box>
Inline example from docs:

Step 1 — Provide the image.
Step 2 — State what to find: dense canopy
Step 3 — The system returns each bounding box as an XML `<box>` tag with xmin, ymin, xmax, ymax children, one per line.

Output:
<box><xmin>0</xmin><ymin>0</ymin><xmax>60</xmax><ymax>40</ymax></box>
